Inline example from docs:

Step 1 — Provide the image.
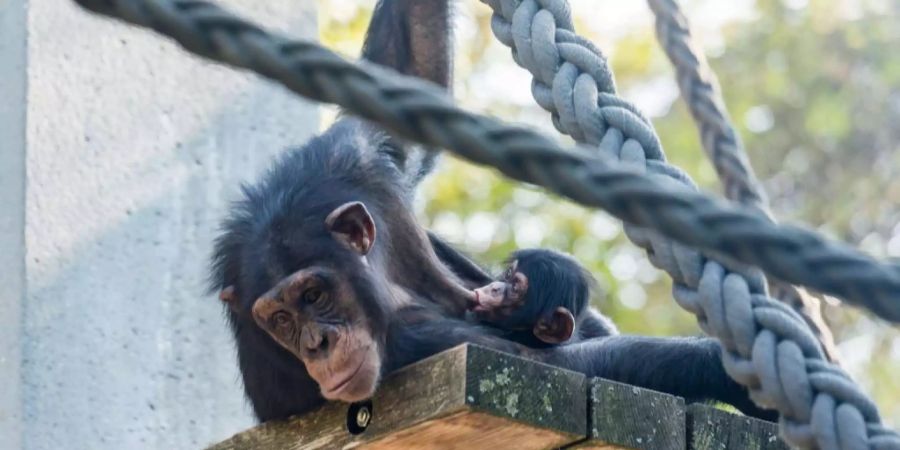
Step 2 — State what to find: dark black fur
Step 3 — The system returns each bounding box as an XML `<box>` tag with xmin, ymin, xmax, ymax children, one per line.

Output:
<box><xmin>358</xmin><ymin>0</ymin><xmax>454</xmax><ymax>185</ymax></box>
<box><xmin>212</xmin><ymin>120</ymin><xmax>402</xmax><ymax>420</ymax></box>
<box><xmin>513</xmin><ymin>249</ymin><xmax>593</xmax><ymax>319</ymax></box>
<box><xmin>496</xmin><ymin>249</ymin><xmax>618</xmax><ymax>341</ymax></box>
<box><xmin>211</xmin><ymin>124</ymin><xmax>774</xmax><ymax>419</ymax></box>
<box><xmin>433</xmin><ymin>245</ymin><xmax>619</xmax><ymax>345</ymax></box>
<box><xmin>428</xmin><ymin>231</ymin><xmax>493</xmax><ymax>287</ymax></box>
<box><xmin>210</xmin><ymin>0</ymin><xmax>776</xmax><ymax>423</ymax></box>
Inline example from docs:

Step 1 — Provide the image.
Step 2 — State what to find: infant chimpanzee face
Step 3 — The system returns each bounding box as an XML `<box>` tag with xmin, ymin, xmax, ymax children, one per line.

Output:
<box><xmin>470</xmin><ymin>249</ymin><xmax>589</xmax><ymax>345</ymax></box>
<box><xmin>470</xmin><ymin>259</ymin><xmax>529</xmax><ymax>319</ymax></box>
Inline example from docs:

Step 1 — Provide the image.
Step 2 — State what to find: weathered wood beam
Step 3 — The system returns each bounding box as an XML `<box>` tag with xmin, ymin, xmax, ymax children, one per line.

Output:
<box><xmin>208</xmin><ymin>344</ymin><xmax>790</xmax><ymax>450</ymax></box>
<box><xmin>687</xmin><ymin>404</ymin><xmax>788</xmax><ymax>450</ymax></box>
<box><xmin>207</xmin><ymin>344</ymin><xmax>587</xmax><ymax>450</ymax></box>
<box><xmin>571</xmin><ymin>379</ymin><xmax>686</xmax><ymax>450</ymax></box>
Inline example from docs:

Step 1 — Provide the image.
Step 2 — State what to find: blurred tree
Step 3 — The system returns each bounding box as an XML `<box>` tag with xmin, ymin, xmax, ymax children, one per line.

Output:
<box><xmin>319</xmin><ymin>0</ymin><xmax>899</xmax><ymax>425</ymax></box>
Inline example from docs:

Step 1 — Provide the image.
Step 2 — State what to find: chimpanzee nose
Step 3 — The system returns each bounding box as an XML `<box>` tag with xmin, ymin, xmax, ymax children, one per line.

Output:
<box><xmin>300</xmin><ymin>324</ymin><xmax>339</xmax><ymax>359</ymax></box>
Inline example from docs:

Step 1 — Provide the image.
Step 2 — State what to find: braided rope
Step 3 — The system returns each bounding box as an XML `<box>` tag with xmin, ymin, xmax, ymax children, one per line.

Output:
<box><xmin>647</xmin><ymin>0</ymin><xmax>842</xmax><ymax>364</ymax></box>
<box><xmin>68</xmin><ymin>1</ymin><xmax>900</xmax><ymax>446</ymax></box>
<box><xmin>70</xmin><ymin>0</ymin><xmax>900</xmax><ymax>335</ymax></box>
<box><xmin>483</xmin><ymin>0</ymin><xmax>898</xmax><ymax>448</ymax></box>
<box><xmin>647</xmin><ymin>0</ymin><xmax>768</xmax><ymax>213</ymax></box>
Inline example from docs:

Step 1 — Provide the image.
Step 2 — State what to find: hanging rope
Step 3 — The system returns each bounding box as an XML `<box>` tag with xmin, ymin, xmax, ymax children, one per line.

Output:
<box><xmin>70</xmin><ymin>1</ymin><xmax>900</xmax><ymax>448</ymax></box>
<box><xmin>69</xmin><ymin>0</ymin><xmax>900</xmax><ymax>342</ymax></box>
<box><xmin>483</xmin><ymin>0</ymin><xmax>895</xmax><ymax>447</ymax></box>
<box><xmin>648</xmin><ymin>0</ymin><xmax>769</xmax><ymax>213</ymax></box>
<box><xmin>647</xmin><ymin>0</ymin><xmax>842</xmax><ymax>364</ymax></box>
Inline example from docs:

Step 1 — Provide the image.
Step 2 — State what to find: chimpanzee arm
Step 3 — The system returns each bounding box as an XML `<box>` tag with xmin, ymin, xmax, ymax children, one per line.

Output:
<box><xmin>576</xmin><ymin>307</ymin><xmax>619</xmax><ymax>339</ymax></box>
<box><xmin>427</xmin><ymin>231</ymin><xmax>493</xmax><ymax>288</ymax></box>
<box><xmin>387</xmin><ymin>314</ymin><xmax>774</xmax><ymax>421</ymax></box>
<box><xmin>361</xmin><ymin>0</ymin><xmax>454</xmax><ymax>185</ymax></box>
<box><xmin>385</xmin><ymin>308</ymin><xmax>526</xmax><ymax>371</ymax></box>
<box><xmin>543</xmin><ymin>335</ymin><xmax>777</xmax><ymax>421</ymax></box>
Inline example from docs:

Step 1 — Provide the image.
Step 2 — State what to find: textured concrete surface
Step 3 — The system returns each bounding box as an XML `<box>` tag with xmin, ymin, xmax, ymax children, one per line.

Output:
<box><xmin>15</xmin><ymin>1</ymin><xmax>318</xmax><ymax>449</ymax></box>
<box><xmin>0</xmin><ymin>1</ymin><xmax>27</xmax><ymax>449</ymax></box>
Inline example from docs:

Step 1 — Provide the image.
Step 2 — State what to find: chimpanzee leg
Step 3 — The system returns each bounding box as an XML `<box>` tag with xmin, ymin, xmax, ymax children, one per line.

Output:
<box><xmin>576</xmin><ymin>308</ymin><xmax>619</xmax><ymax>339</ymax></box>
<box><xmin>427</xmin><ymin>231</ymin><xmax>493</xmax><ymax>288</ymax></box>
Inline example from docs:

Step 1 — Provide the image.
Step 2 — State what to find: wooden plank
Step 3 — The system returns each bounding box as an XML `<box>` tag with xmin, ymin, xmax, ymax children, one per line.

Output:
<box><xmin>686</xmin><ymin>404</ymin><xmax>787</xmax><ymax>450</ymax></box>
<box><xmin>462</xmin><ymin>344</ymin><xmax>587</xmax><ymax>437</ymax></box>
<box><xmin>207</xmin><ymin>344</ymin><xmax>587</xmax><ymax>450</ymax></box>
<box><xmin>571</xmin><ymin>378</ymin><xmax>686</xmax><ymax>450</ymax></box>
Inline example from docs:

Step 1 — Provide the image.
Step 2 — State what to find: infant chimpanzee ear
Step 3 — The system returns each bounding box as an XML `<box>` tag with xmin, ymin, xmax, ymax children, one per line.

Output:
<box><xmin>534</xmin><ymin>307</ymin><xmax>576</xmax><ymax>344</ymax></box>
<box><xmin>325</xmin><ymin>201</ymin><xmax>377</xmax><ymax>255</ymax></box>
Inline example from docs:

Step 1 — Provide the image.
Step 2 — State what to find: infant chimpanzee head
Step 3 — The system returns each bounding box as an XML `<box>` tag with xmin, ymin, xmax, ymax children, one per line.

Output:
<box><xmin>471</xmin><ymin>249</ymin><xmax>594</xmax><ymax>344</ymax></box>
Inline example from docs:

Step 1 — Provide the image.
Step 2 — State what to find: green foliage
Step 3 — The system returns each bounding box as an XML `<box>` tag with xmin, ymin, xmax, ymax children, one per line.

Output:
<box><xmin>320</xmin><ymin>0</ymin><xmax>899</xmax><ymax>425</ymax></box>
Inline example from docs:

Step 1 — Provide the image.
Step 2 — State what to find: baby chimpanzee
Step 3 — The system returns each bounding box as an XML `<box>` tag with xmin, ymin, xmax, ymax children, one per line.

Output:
<box><xmin>470</xmin><ymin>249</ymin><xmax>617</xmax><ymax>347</ymax></box>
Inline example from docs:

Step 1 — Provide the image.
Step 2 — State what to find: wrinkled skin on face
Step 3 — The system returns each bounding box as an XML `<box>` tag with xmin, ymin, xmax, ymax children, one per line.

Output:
<box><xmin>251</xmin><ymin>267</ymin><xmax>383</xmax><ymax>402</ymax></box>
<box><xmin>245</xmin><ymin>201</ymin><xmax>390</xmax><ymax>403</ymax></box>
<box><xmin>471</xmin><ymin>259</ymin><xmax>529</xmax><ymax>322</ymax></box>
<box><xmin>470</xmin><ymin>256</ymin><xmax>577</xmax><ymax>345</ymax></box>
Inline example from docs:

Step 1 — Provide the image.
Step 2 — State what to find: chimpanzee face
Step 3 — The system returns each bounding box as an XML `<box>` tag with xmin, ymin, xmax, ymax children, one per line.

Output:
<box><xmin>249</xmin><ymin>201</ymin><xmax>387</xmax><ymax>403</ymax></box>
<box><xmin>469</xmin><ymin>251</ymin><xmax>581</xmax><ymax>344</ymax></box>
<box><xmin>471</xmin><ymin>259</ymin><xmax>530</xmax><ymax>325</ymax></box>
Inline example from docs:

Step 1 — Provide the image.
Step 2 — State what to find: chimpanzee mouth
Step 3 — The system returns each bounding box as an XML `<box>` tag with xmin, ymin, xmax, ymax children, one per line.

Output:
<box><xmin>323</xmin><ymin>357</ymin><xmax>367</xmax><ymax>396</ymax></box>
<box><xmin>470</xmin><ymin>291</ymin><xmax>492</xmax><ymax>313</ymax></box>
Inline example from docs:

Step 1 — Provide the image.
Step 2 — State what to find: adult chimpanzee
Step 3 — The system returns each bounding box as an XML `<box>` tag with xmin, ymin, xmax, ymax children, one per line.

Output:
<box><xmin>212</xmin><ymin>0</ymin><xmax>776</xmax><ymax>423</ymax></box>
<box><xmin>469</xmin><ymin>248</ymin><xmax>618</xmax><ymax>346</ymax></box>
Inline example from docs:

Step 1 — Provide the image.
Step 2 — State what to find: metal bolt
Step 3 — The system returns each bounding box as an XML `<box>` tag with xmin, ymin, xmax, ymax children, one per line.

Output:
<box><xmin>355</xmin><ymin>405</ymin><xmax>371</xmax><ymax>428</ymax></box>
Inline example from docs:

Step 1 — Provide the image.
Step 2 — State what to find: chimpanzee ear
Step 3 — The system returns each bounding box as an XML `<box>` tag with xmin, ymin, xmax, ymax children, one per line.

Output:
<box><xmin>219</xmin><ymin>285</ymin><xmax>240</xmax><ymax>314</ymax></box>
<box><xmin>325</xmin><ymin>201</ymin><xmax>377</xmax><ymax>255</ymax></box>
<box><xmin>534</xmin><ymin>307</ymin><xmax>576</xmax><ymax>344</ymax></box>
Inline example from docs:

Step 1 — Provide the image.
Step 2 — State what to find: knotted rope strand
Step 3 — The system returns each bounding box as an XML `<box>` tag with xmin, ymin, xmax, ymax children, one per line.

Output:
<box><xmin>647</xmin><ymin>0</ymin><xmax>842</xmax><ymax>365</ymax></box>
<box><xmin>483</xmin><ymin>0</ymin><xmax>898</xmax><ymax>447</ymax></box>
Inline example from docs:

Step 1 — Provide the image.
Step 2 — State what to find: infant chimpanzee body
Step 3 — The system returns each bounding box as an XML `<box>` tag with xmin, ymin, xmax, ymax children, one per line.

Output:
<box><xmin>471</xmin><ymin>249</ymin><xmax>618</xmax><ymax>347</ymax></box>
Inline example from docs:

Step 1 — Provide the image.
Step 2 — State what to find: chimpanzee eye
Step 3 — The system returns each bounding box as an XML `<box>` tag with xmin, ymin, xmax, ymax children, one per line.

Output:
<box><xmin>509</xmin><ymin>273</ymin><xmax>527</xmax><ymax>298</ymax></box>
<box><xmin>303</xmin><ymin>287</ymin><xmax>324</xmax><ymax>304</ymax></box>
<box><xmin>272</xmin><ymin>311</ymin><xmax>292</xmax><ymax>327</ymax></box>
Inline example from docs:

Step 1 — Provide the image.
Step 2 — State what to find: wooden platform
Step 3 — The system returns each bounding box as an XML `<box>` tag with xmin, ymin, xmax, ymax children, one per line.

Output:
<box><xmin>207</xmin><ymin>344</ymin><xmax>787</xmax><ymax>450</ymax></box>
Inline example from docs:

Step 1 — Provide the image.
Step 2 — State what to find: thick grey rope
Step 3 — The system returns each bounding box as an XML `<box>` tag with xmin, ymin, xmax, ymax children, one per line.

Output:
<box><xmin>69</xmin><ymin>0</ymin><xmax>900</xmax><ymax>341</ymax></box>
<box><xmin>647</xmin><ymin>0</ymin><xmax>769</xmax><ymax>213</ymax></box>
<box><xmin>67</xmin><ymin>2</ymin><xmax>900</xmax><ymax>446</ymax></box>
<box><xmin>483</xmin><ymin>0</ymin><xmax>897</xmax><ymax>448</ymax></box>
<box><xmin>647</xmin><ymin>0</ymin><xmax>842</xmax><ymax>364</ymax></box>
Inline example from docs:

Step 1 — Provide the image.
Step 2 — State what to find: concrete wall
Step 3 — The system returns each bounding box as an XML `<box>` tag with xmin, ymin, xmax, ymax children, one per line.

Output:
<box><xmin>2</xmin><ymin>1</ymin><xmax>318</xmax><ymax>449</ymax></box>
<box><xmin>0</xmin><ymin>1</ymin><xmax>27</xmax><ymax>449</ymax></box>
